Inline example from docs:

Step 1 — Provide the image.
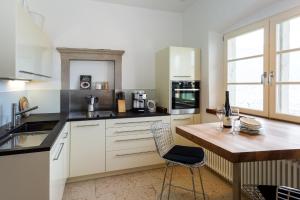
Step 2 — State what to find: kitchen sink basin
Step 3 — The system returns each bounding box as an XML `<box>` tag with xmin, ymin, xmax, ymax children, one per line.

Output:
<box><xmin>0</xmin><ymin>132</ymin><xmax>49</xmax><ymax>150</ymax></box>
<box><xmin>13</xmin><ymin>121</ymin><xmax>58</xmax><ymax>133</ymax></box>
<box><xmin>0</xmin><ymin>121</ymin><xmax>58</xmax><ymax>150</ymax></box>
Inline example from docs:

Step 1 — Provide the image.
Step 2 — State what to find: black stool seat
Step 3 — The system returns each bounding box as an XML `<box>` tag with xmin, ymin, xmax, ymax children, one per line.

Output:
<box><xmin>163</xmin><ymin>145</ymin><xmax>205</xmax><ymax>165</ymax></box>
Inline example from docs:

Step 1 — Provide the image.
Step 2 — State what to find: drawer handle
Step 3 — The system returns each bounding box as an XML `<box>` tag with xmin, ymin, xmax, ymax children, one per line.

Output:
<box><xmin>115</xmin><ymin>150</ymin><xmax>157</xmax><ymax>157</ymax></box>
<box><xmin>114</xmin><ymin>120</ymin><xmax>161</xmax><ymax>125</ymax></box>
<box><xmin>173</xmin><ymin>118</ymin><xmax>192</xmax><ymax>121</ymax></box>
<box><xmin>76</xmin><ymin>124</ymin><xmax>100</xmax><ymax>128</ymax></box>
<box><xmin>53</xmin><ymin>143</ymin><xmax>64</xmax><ymax>161</ymax></box>
<box><xmin>115</xmin><ymin>137</ymin><xmax>153</xmax><ymax>142</ymax></box>
<box><xmin>114</xmin><ymin>129</ymin><xmax>151</xmax><ymax>134</ymax></box>
<box><xmin>174</xmin><ymin>89</ymin><xmax>199</xmax><ymax>91</ymax></box>
<box><xmin>63</xmin><ymin>132</ymin><xmax>69</xmax><ymax>138</ymax></box>
<box><xmin>173</xmin><ymin>76</ymin><xmax>192</xmax><ymax>78</ymax></box>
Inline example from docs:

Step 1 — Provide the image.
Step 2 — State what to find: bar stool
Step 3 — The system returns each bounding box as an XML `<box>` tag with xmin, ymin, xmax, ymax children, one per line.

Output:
<box><xmin>151</xmin><ymin>122</ymin><xmax>207</xmax><ymax>200</ymax></box>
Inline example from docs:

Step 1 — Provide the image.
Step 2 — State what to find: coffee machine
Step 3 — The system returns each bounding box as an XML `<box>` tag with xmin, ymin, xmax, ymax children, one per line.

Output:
<box><xmin>132</xmin><ymin>91</ymin><xmax>147</xmax><ymax>113</ymax></box>
<box><xmin>85</xmin><ymin>95</ymin><xmax>99</xmax><ymax>112</ymax></box>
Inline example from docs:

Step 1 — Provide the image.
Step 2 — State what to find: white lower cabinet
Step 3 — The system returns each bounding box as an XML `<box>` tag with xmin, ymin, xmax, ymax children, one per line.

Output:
<box><xmin>106</xmin><ymin>116</ymin><xmax>170</xmax><ymax>171</ymax></box>
<box><xmin>70</xmin><ymin>120</ymin><xmax>106</xmax><ymax>177</ymax></box>
<box><xmin>50</xmin><ymin>123</ymin><xmax>70</xmax><ymax>200</ymax></box>
<box><xmin>171</xmin><ymin>114</ymin><xmax>200</xmax><ymax>146</ymax></box>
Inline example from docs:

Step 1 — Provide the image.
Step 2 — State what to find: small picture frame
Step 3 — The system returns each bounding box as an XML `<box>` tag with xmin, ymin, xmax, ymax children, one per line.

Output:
<box><xmin>80</xmin><ymin>75</ymin><xmax>92</xmax><ymax>90</ymax></box>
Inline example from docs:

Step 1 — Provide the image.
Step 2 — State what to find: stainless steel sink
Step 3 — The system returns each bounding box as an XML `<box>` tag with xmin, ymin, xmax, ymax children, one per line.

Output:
<box><xmin>0</xmin><ymin>121</ymin><xmax>58</xmax><ymax>150</ymax></box>
<box><xmin>0</xmin><ymin>132</ymin><xmax>49</xmax><ymax>150</ymax></box>
<box><xmin>13</xmin><ymin>121</ymin><xmax>58</xmax><ymax>133</ymax></box>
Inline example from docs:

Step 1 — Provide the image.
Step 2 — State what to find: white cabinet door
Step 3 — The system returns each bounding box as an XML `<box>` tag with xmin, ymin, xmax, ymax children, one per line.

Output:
<box><xmin>171</xmin><ymin>114</ymin><xmax>198</xmax><ymax>146</ymax></box>
<box><xmin>170</xmin><ymin>47</ymin><xmax>200</xmax><ymax>80</ymax></box>
<box><xmin>16</xmin><ymin>3</ymin><xmax>53</xmax><ymax>79</ymax></box>
<box><xmin>16</xmin><ymin>3</ymin><xmax>40</xmax><ymax>78</ymax></box>
<box><xmin>70</xmin><ymin>120</ymin><xmax>106</xmax><ymax>177</ymax></box>
<box><xmin>50</xmin><ymin>135</ymin><xmax>65</xmax><ymax>200</ymax></box>
<box><xmin>62</xmin><ymin>123</ymin><xmax>70</xmax><ymax>183</ymax></box>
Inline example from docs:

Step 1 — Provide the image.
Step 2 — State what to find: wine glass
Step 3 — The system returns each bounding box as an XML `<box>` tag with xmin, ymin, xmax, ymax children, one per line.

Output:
<box><xmin>216</xmin><ymin>106</ymin><xmax>225</xmax><ymax>130</ymax></box>
<box><xmin>231</xmin><ymin>107</ymin><xmax>240</xmax><ymax>135</ymax></box>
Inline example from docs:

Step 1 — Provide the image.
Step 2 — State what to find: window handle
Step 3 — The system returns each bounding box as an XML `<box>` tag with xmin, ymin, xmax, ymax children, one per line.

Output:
<box><xmin>261</xmin><ymin>72</ymin><xmax>267</xmax><ymax>85</ymax></box>
<box><xmin>268</xmin><ymin>71</ymin><xmax>274</xmax><ymax>86</ymax></box>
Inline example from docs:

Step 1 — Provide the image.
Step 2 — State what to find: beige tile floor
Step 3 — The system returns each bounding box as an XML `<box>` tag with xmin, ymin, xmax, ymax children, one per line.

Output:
<box><xmin>63</xmin><ymin>166</ymin><xmax>248</xmax><ymax>200</ymax></box>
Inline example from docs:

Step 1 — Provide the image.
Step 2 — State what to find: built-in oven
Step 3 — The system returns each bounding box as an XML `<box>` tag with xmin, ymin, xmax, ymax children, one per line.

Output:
<box><xmin>171</xmin><ymin>81</ymin><xmax>200</xmax><ymax>114</ymax></box>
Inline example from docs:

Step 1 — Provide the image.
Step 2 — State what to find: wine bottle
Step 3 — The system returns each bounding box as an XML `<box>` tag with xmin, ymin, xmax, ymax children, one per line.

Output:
<box><xmin>223</xmin><ymin>91</ymin><xmax>232</xmax><ymax>128</ymax></box>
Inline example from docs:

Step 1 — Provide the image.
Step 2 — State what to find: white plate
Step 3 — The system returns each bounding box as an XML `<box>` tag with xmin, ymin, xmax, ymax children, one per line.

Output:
<box><xmin>240</xmin><ymin>117</ymin><xmax>262</xmax><ymax>126</ymax></box>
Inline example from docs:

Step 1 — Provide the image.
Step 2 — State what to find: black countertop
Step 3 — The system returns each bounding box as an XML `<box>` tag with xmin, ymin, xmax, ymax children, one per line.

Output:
<box><xmin>0</xmin><ymin>111</ymin><xmax>169</xmax><ymax>156</ymax></box>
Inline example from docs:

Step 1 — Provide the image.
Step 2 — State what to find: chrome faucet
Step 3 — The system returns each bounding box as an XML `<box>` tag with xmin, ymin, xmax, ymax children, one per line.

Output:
<box><xmin>11</xmin><ymin>103</ymin><xmax>39</xmax><ymax>129</ymax></box>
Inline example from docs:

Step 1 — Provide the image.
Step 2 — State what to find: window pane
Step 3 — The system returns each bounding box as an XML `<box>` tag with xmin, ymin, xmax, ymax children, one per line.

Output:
<box><xmin>228</xmin><ymin>84</ymin><xmax>263</xmax><ymax>111</ymax></box>
<box><xmin>276</xmin><ymin>16</ymin><xmax>300</xmax><ymax>51</ymax></box>
<box><xmin>276</xmin><ymin>51</ymin><xmax>300</xmax><ymax>82</ymax></box>
<box><xmin>276</xmin><ymin>84</ymin><xmax>300</xmax><ymax>116</ymax></box>
<box><xmin>228</xmin><ymin>57</ymin><xmax>263</xmax><ymax>83</ymax></box>
<box><xmin>228</xmin><ymin>29</ymin><xmax>264</xmax><ymax>60</ymax></box>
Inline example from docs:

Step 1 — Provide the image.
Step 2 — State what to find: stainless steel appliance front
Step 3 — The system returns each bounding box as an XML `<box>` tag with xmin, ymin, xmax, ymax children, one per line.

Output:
<box><xmin>171</xmin><ymin>81</ymin><xmax>200</xmax><ymax>115</ymax></box>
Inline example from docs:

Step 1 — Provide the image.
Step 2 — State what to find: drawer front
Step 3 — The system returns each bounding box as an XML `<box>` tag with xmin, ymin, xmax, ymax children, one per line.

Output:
<box><xmin>106</xmin><ymin>146</ymin><xmax>164</xmax><ymax>171</ymax></box>
<box><xmin>106</xmin><ymin>126</ymin><xmax>153</xmax><ymax>137</ymax></box>
<box><xmin>106</xmin><ymin>133</ymin><xmax>156</xmax><ymax>151</ymax></box>
<box><xmin>106</xmin><ymin>116</ymin><xmax>170</xmax><ymax>128</ymax></box>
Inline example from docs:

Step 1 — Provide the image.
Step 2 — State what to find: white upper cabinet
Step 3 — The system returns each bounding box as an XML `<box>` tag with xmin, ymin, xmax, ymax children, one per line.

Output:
<box><xmin>0</xmin><ymin>0</ymin><xmax>52</xmax><ymax>80</ymax></box>
<box><xmin>169</xmin><ymin>47</ymin><xmax>200</xmax><ymax>80</ymax></box>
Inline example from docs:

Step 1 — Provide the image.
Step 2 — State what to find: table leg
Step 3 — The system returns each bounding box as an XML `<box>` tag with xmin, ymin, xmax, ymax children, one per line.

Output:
<box><xmin>233</xmin><ymin>163</ymin><xmax>241</xmax><ymax>200</ymax></box>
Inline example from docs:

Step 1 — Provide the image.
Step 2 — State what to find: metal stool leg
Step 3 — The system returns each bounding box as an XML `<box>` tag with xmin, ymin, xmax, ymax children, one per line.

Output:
<box><xmin>190</xmin><ymin>168</ymin><xmax>197</xmax><ymax>200</ymax></box>
<box><xmin>198</xmin><ymin>168</ymin><xmax>206</xmax><ymax>200</ymax></box>
<box><xmin>159</xmin><ymin>163</ymin><xmax>169</xmax><ymax>200</ymax></box>
<box><xmin>167</xmin><ymin>164</ymin><xmax>174</xmax><ymax>200</ymax></box>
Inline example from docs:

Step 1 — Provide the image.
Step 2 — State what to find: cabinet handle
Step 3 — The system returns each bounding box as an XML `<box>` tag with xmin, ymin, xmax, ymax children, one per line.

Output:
<box><xmin>173</xmin><ymin>76</ymin><xmax>192</xmax><ymax>78</ymax></box>
<box><xmin>173</xmin><ymin>118</ymin><xmax>193</xmax><ymax>121</ymax></box>
<box><xmin>114</xmin><ymin>129</ymin><xmax>151</xmax><ymax>134</ymax></box>
<box><xmin>114</xmin><ymin>120</ymin><xmax>161</xmax><ymax>125</ymax></box>
<box><xmin>115</xmin><ymin>137</ymin><xmax>153</xmax><ymax>142</ymax></box>
<box><xmin>53</xmin><ymin>143</ymin><xmax>64</xmax><ymax>161</ymax></box>
<box><xmin>115</xmin><ymin>150</ymin><xmax>156</xmax><ymax>157</ymax></box>
<box><xmin>19</xmin><ymin>70</ymin><xmax>52</xmax><ymax>78</ymax></box>
<box><xmin>63</xmin><ymin>132</ymin><xmax>68</xmax><ymax>138</ymax></box>
<box><xmin>76</xmin><ymin>124</ymin><xmax>100</xmax><ymax>128</ymax></box>
<box><xmin>174</xmin><ymin>89</ymin><xmax>199</xmax><ymax>91</ymax></box>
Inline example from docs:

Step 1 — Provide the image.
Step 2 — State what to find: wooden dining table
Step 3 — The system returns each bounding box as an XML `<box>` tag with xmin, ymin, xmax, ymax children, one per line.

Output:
<box><xmin>176</xmin><ymin>118</ymin><xmax>300</xmax><ymax>200</ymax></box>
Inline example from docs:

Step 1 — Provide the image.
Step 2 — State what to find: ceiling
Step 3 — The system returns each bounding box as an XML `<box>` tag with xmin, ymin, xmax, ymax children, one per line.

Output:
<box><xmin>91</xmin><ymin>0</ymin><xmax>198</xmax><ymax>12</ymax></box>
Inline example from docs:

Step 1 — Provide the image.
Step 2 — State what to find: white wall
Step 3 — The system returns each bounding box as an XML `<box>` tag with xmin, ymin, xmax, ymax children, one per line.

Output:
<box><xmin>183</xmin><ymin>0</ymin><xmax>300</xmax><ymax>122</ymax></box>
<box><xmin>69</xmin><ymin>61</ymin><xmax>115</xmax><ymax>90</ymax></box>
<box><xmin>28</xmin><ymin>0</ymin><xmax>183</xmax><ymax>90</ymax></box>
<box><xmin>0</xmin><ymin>80</ymin><xmax>27</xmax><ymax>126</ymax></box>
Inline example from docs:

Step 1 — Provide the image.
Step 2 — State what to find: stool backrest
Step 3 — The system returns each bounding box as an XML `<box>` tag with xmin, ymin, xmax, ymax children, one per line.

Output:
<box><xmin>151</xmin><ymin>122</ymin><xmax>175</xmax><ymax>157</ymax></box>
<box><xmin>277</xmin><ymin>186</ymin><xmax>300</xmax><ymax>200</ymax></box>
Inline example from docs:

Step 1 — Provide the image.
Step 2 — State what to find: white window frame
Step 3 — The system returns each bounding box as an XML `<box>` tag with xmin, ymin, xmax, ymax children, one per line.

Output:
<box><xmin>269</xmin><ymin>7</ymin><xmax>300</xmax><ymax>123</ymax></box>
<box><xmin>224</xmin><ymin>20</ymin><xmax>270</xmax><ymax>117</ymax></box>
<box><xmin>224</xmin><ymin>6</ymin><xmax>300</xmax><ymax>123</ymax></box>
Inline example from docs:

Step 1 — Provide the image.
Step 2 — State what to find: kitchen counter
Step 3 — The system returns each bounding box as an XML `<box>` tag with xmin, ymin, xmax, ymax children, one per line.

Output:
<box><xmin>0</xmin><ymin>111</ymin><xmax>169</xmax><ymax>156</ymax></box>
<box><xmin>68</xmin><ymin>110</ymin><xmax>169</xmax><ymax>121</ymax></box>
<box><xmin>0</xmin><ymin>113</ymin><xmax>68</xmax><ymax>156</ymax></box>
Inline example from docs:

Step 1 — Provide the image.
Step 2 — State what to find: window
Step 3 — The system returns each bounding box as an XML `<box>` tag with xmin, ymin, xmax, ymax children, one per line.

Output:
<box><xmin>225</xmin><ymin>7</ymin><xmax>300</xmax><ymax>122</ymax></box>
<box><xmin>270</xmin><ymin>8</ymin><xmax>300</xmax><ymax>122</ymax></box>
<box><xmin>225</xmin><ymin>21</ymin><xmax>269</xmax><ymax>116</ymax></box>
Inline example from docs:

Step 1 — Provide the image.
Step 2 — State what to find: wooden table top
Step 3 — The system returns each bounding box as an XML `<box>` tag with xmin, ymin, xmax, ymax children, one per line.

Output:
<box><xmin>176</xmin><ymin>118</ymin><xmax>300</xmax><ymax>163</ymax></box>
